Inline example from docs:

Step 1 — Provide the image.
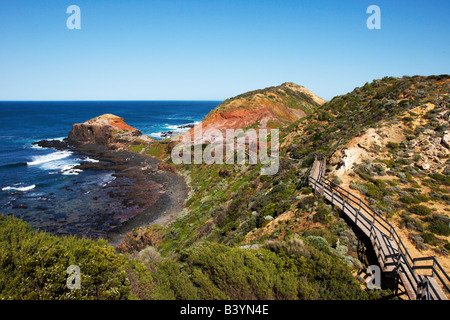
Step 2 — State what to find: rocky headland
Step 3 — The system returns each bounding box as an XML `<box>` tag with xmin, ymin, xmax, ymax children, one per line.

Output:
<box><xmin>179</xmin><ymin>82</ymin><xmax>326</xmax><ymax>144</ymax></box>
<box><xmin>34</xmin><ymin>114</ymin><xmax>189</xmax><ymax>247</ymax></box>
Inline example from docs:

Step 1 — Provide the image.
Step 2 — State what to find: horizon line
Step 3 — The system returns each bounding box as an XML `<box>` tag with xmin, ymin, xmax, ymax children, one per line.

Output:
<box><xmin>0</xmin><ymin>99</ymin><xmax>225</xmax><ymax>102</ymax></box>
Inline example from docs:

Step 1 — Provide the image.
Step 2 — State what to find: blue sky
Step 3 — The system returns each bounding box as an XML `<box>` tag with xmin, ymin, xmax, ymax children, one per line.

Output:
<box><xmin>0</xmin><ymin>0</ymin><xmax>449</xmax><ymax>101</ymax></box>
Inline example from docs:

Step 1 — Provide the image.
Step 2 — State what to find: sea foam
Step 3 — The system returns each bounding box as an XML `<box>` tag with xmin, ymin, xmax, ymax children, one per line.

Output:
<box><xmin>27</xmin><ymin>150</ymin><xmax>72</xmax><ymax>166</ymax></box>
<box><xmin>2</xmin><ymin>184</ymin><xmax>36</xmax><ymax>192</ymax></box>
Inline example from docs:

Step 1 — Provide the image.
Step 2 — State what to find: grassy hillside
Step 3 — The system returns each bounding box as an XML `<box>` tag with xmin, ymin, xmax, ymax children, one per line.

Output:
<box><xmin>208</xmin><ymin>82</ymin><xmax>326</xmax><ymax>119</ymax></box>
<box><xmin>126</xmin><ymin>75</ymin><xmax>449</xmax><ymax>295</ymax></box>
<box><xmin>193</xmin><ymin>82</ymin><xmax>326</xmax><ymax>134</ymax></box>
<box><xmin>282</xmin><ymin>74</ymin><xmax>450</xmax><ymax>271</ymax></box>
<box><xmin>2</xmin><ymin>75</ymin><xmax>448</xmax><ymax>300</ymax></box>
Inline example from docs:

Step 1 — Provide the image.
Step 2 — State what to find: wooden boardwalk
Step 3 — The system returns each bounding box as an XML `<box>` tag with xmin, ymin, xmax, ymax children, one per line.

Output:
<box><xmin>307</xmin><ymin>156</ymin><xmax>449</xmax><ymax>300</ymax></box>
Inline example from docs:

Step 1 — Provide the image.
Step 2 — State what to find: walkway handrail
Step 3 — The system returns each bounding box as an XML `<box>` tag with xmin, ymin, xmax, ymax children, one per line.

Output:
<box><xmin>413</xmin><ymin>256</ymin><xmax>450</xmax><ymax>294</ymax></box>
<box><xmin>308</xmin><ymin>156</ymin><xmax>449</xmax><ymax>300</ymax></box>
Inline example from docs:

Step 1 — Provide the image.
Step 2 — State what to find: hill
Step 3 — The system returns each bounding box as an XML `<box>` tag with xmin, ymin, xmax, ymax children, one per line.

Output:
<box><xmin>1</xmin><ymin>75</ymin><xmax>448</xmax><ymax>300</ymax></box>
<box><xmin>179</xmin><ymin>82</ymin><xmax>326</xmax><ymax>143</ymax></box>
<box><xmin>121</xmin><ymin>75</ymin><xmax>449</xmax><ymax>298</ymax></box>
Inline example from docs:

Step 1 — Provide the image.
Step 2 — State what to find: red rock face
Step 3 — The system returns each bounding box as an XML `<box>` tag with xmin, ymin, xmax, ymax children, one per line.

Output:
<box><xmin>173</xmin><ymin>82</ymin><xmax>326</xmax><ymax>145</ymax></box>
<box><xmin>103</xmin><ymin>115</ymin><xmax>138</xmax><ymax>132</ymax></box>
<box><xmin>178</xmin><ymin>96</ymin><xmax>309</xmax><ymax>144</ymax></box>
<box><xmin>68</xmin><ymin>114</ymin><xmax>141</xmax><ymax>146</ymax></box>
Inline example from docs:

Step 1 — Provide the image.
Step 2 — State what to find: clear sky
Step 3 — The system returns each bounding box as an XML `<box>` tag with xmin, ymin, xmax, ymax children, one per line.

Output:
<box><xmin>0</xmin><ymin>0</ymin><xmax>449</xmax><ymax>101</ymax></box>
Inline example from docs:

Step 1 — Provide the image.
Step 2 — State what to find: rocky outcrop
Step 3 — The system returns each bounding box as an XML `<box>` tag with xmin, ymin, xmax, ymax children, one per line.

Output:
<box><xmin>443</xmin><ymin>131</ymin><xmax>450</xmax><ymax>149</ymax></box>
<box><xmin>68</xmin><ymin>114</ymin><xmax>142</xmax><ymax>146</ymax></box>
<box><xmin>178</xmin><ymin>82</ymin><xmax>326</xmax><ymax>143</ymax></box>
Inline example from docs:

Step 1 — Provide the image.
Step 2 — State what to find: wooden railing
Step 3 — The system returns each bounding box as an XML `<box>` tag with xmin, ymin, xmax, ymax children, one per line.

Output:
<box><xmin>413</xmin><ymin>256</ymin><xmax>450</xmax><ymax>296</ymax></box>
<box><xmin>307</xmin><ymin>156</ymin><xmax>449</xmax><ymax>300</ymax></box>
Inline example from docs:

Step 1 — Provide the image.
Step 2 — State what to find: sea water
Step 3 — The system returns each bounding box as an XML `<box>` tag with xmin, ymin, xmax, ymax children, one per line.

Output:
<box><xmin>0</xmin><ymin>101</ymin><xmax>219</xmax><ymax>238</ymax></box>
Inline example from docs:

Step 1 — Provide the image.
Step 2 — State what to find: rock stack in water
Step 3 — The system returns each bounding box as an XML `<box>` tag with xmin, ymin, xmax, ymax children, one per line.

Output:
<box><xmin>68</xmin><ymin>114</ymin><xmax>142</xmax><ymax>146</ymax></box>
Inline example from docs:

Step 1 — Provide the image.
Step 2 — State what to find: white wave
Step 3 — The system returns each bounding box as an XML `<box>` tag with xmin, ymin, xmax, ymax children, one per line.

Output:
<box><xmin>148</xmin><ymin>121</ymin><xmax>200</xmax><ymax>139</ymax></box>
<box><xmin>83</xmin><ymin>157</ymin><xmax>99</xmax><ymax>163</ymax></box>
<box><xmin>164</xmin><ymin>122</ymin><xmax>199</xmax><ymax>131</ymax></box>
<box><xmin>27</xmin><ymin>150</ymin><xmax>72</xmax><ymax>166</ymax></box>
<box><xmin>29</xmin><ymin>144</ymin><xmax>44</xmax><ymax>149</ymax></box>
<box><xmin>100</xmin><ymin>173</ymin><xmax>116</xmax><ymax>186</ymax></box>
<box><xmin>73</xmin><ymin>157</ymin><xmax>99</xmax><ymax>163</ymax></box>
<box><xmin>165</xmin><ymin>124</ymin><xmax>182</xmax><ymax>130</ymax></box>
<box><xmin>44</xmin><ymin>136</ymin><xmax>66</xmax><ymax>141</ymax></box>
<box><xmin>149</xmin><ymin>132</ymin><xmax>164</xmax><ymax>138</ymax></box>
<box><xmin>2</xmin><ymin>184</ymin><xmax>36</xmax><ymax>192</ymax></box>
<box><xmin>61</xmin><ymin>164</ymin><xmax>83</xmax><ymax>175</ymax></box>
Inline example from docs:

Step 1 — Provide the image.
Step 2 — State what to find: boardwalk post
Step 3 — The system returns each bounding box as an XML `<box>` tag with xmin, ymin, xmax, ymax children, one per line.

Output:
<box><xmin>432</xmin><ymin>257</ymin><xmax>436</xmax><ymax>277</ymax></box>
<box><xmin>396</xmin><ymin>252</ymin><xmax>401</xmax><ymax>273</ymax></box>
<box><xmin>305</xmin><ymin>155</ymin><xmax>449</xmax><ymax>300</ymax></box>
<box><xmin>394</xmin><ymin>275</ymin><xmax>399</xmax><ymax>297</ymax></box>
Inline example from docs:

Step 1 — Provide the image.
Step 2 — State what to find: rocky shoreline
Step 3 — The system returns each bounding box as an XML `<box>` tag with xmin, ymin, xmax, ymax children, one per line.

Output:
<box><xmin>33</xmin><ymin>115</ymin><xmax>189</xmax><ymax>247</ymax></box>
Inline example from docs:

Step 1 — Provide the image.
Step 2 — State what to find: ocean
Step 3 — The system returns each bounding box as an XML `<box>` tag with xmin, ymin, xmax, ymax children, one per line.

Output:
<box><xmin>0</xmin><ymin>101</ymin><xmax>219</xmax><ymax>238</ymax></box>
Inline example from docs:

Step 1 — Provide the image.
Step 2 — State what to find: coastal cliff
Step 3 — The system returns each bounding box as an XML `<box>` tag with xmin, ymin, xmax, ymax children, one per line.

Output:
<box><xmin>3</xmin><ymin>76</ymin><xmax>448</xmax><ymax>300</ymax></box>
<box><xmin>179</xmin><ymin>82</ymin><xmax>326</xmax><ymax>143</ymax></box>
<box><xmin>68</xmin><ymin>114</ymin><xmax>142</xmax><ymax>146</ymax></box>
<box><xmin>35</xmin><ymin>113</ymin><xmax>188</xmax><ymax>247</ymax></box>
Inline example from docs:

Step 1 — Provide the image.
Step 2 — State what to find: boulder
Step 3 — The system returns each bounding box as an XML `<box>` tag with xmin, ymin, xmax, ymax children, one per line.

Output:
<box><xmin>417</xmin><ymin>160</ymin><xmax>431</xmax><ymax>170</ymax></box>
<box><xmin>68</xmin><ymin>114</ymin><xmax>141</xmax><ymax>146</ymax></box>
<box><xmin>442</xmin><ymin>131</ymin><xmax>450</xmax><ymax>149</ymax></box>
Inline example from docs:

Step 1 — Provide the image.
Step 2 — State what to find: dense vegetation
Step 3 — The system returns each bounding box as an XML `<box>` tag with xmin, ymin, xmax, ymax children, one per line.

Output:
<box><xmin>286</xmin><ymin>75</ymin><xmax>449</xmax><ymax>158</ymax></box>
<box><xmin>1</xmin><ymin>75</ymin><xmax>448</xmax><ymax>300</ymax></box>
<box><xmin>283</xmin><ymin>75</ymin><xmax>450</xmax><ymax>253</ymax></box>
<box><xmin>126</xmin><ymin>240</ymin><xmax>387</xmax><ymax>300</ymax></box>
<box><xmin>0</xmin><ymin>216</ymin><xmax>130</xmax><ymax>299</ymax></box>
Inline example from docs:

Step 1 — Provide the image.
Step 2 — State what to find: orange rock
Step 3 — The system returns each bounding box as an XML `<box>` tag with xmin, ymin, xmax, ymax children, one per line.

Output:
<box><xmin>85</xmin><ymin>114</ymin><xmax>138</xmax><ymax>132</ymax></box>
<box><xmin>68</xmin><ymin>114</ymin><xmax>141</xmax><ymax>146</ymax></box>
<box><xmin>177</xmin><ymin>82</ymin><xmax>325</xmax><ymax>144</ymax></box>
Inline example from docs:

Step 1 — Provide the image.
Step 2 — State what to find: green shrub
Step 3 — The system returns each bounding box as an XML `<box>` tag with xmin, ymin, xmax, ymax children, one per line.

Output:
<box><xmin>349</xmin><ymin>184</ymin><xmax>368</xmax><ymax>195</ymax></box>
<box><xmin>0</xmin><ymin>216</ymin><xmax>130</xmax><ymax>300</ymax></box>
<box><xmin>429</xmin><ymin>173</ymin><xmax>450</xmax><ymax>186</ymax></box>
<box><xmin>128</xmin><ymin>144</ymin><xmax>145</xmax><ymax>153</ymax></box>
<box><xmin>415</xmin><ymin>194</ymin><xmax>430</xmax><ymax>203</ymax></box>
<box><xmin>262</xmin><ymin>202</ymin><xmax>279</xmax><ymax>217</ymax></box>
<box><xmin>427</xmin><ymin>220</ymin><xmax>450</xmax><ymax>236</ymax></box>
<box><xmin>313</xmin><ymin>206</ymin><xmax>334</xmax><ymax>224</ymax></box>
<box><xmin>332</xmin><ymin>175</ymin><xmax>343</xmax><ymax>185</ymax></box>
<box><xmin>400</xmin><ymin>195</ymin><xmax>420</xmax><ymax>204</ymax></box>
<box><xmin>409</xmin><ymin>204</ymin><xmax>432</xmax><ymax>216</ymax></box>
<box><xmin>305</xmin><ymin>236</ymin><xmax>330</xmax><ymax>253</ymax></box>
<box><xmin>366</xmin><ymin>183</ymin><xmax>384</xmax><ymax>201</ymax></box>
<box><xmin>297</xmin><ymin>195</ymin><xmax>317</xmax><ymax>210</ymax></box>
<box><xmin>422</xmin><ymin>232</ymin><xmax>438</xmax><ymax>246</ymax></box>
<box><xmin>150</xmin><ymin>241</ymin><xmax>375</xmax><ymax>300</ymax></box>
<box><xmin>386</xmin><ymin>141</ymin><xmax>400</xmax><ymax>149</ymax></box>
<box><xmin>373</xmin><ymin>179</ymin><xmax>388</xmax><ymax>189</ymax></box>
